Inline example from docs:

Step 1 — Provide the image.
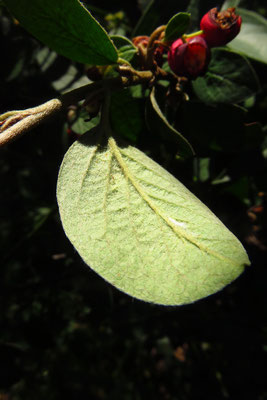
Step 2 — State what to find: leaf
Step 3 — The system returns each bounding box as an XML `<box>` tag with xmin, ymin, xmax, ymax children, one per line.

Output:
<box><xmin>71</xmin><ymin>113</ymin><xmax>100</xmax><ymax>136</ymax></box>
<box><xmin>227</xmin><ymin>8</ymin><xmax>267</xmax><ymax>64</ymax></box>
<box><xmin>138</xmin><ymin>0</ymin><xmax>152</xmax><ymax>12</ymax></box>
<box><xmin>146</xmin><ymin>88</ymin><xmax>195</xmax><ymax>157</ymax></box>
<box><xmin>164</xmin><ymin>12</ymin><xmax>191</xmax><ymax>42</ymax></box>
<box><xmin>110</xmin><ymin>89</ymin><xmax>144</xmax><ymax>143</ymax></box>
<box><xmin>176</xmin><ymin>101</ymin><xmax>248</xmax><ymax>154</ymax></box>
<box><xmin>57</xmin><ymin>129</ymin><xmax>250</xmax><ymax>306</ymax></box>
<box><xmin>222</xmin><ymin>0</ymin><xmax>240</xmax><ymax>9</ymax></box>
<box><xmin>132</xmin><ymin>0</ymin><xmax>189</xmax><ymax>37</ymax></box>
<box><xmin>110</xmin><ymin>35</ymin><xmax>137</xmax><ymax>62</ymax></box>
<box><xmin>3</xmin><ymin>0</ymin><xmax>118</xmax><ymax>65</ymax></box>
<box><xmin>35</xmin><ymin>47</ymin><xmax>90</xmax><ymax>93</ymax></box>
<box><xmin>192</xmin><ymin>48</ymin><xmax>259</xmax><ymax>104</ymax></box>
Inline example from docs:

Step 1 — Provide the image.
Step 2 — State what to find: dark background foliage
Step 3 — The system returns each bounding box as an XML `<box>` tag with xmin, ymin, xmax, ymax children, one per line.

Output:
<box><xmin>0</xmin><ymin>1</ymin><xmax>267</xmax><ymax>399</ymax></box>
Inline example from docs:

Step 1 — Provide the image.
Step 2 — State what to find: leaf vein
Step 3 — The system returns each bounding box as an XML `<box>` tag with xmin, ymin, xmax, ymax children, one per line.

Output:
<box><xmin>108</xmin><ymin>137</ymin><xmax>239</xmax><ymax>266</ymax></box>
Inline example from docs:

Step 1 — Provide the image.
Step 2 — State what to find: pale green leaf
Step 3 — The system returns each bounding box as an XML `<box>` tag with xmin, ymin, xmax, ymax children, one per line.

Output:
<box><xmin>227</xmin><ymin>8</ymin><xmax>267</xmax><ymax>64</ymax></box>
<box><xmin>4</xmin><ymin>0</ymin><xmax>118</xmax><ymax>65</ymax></box>
<box><xmin>57</xmin><ymin>131</ymin><xmax>250</xmax><ymax>306</ymax></box>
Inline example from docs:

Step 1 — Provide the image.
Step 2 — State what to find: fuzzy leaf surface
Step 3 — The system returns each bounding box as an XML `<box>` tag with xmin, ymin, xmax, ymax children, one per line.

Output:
<box><xmin>57</xmin><ymin>131</ymin><xmax>250</xmax><ymax>305</ymax></box>
<box><xmin>4</xmin><ymin>0</ymin><xmax>118</xmax><ymax>65</ymax></box>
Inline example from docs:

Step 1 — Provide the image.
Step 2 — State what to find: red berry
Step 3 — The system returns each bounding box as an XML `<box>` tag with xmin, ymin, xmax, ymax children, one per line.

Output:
<box><xmin>168</xmin><ymin>36</ymin><xmax>210</xmax><ymax>79</ymax></box>
<box><xmin>200</xmin><ymin>7</ymin><xmax>242</xmax><ymax>47</ymax></box>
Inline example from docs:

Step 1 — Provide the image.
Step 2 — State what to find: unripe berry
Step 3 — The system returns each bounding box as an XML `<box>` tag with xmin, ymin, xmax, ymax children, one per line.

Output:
<box><xmin>168</xmin><ymin>36</ymin><xmax>210</xmax><ymax>79</ymax></box>
<box><xmin>200</xmin><ymin>7</ymin><xmax>242</xmax><ymax>47</ymax></box>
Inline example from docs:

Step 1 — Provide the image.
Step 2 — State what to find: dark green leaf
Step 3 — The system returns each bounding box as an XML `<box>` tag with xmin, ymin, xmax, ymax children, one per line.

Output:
<box><xmin>4</xmin><ymin>0</ymin><xmax>118</xmax><ymax>65</ymax></box>
<box><xmin>222</xmin><ymin>0</ymin><xmax>240</xmax><ymax>8</ymax></box>
<box><xmin>176</xmin><ymin>101</ymin><xmax>249</xmax><ymax>155</ymax></box>
<box><xmin>146</xmin><ymin>88</ymin><xmax>194</xmax><ymax>157</ymax></box>
<box><xmin>138</xmin><ymin>0</ymin><xmax>152</xmax><ymax>12</ymax></box>
<box><xmin>110</xmin><ymin>89</ymin><xmax>144</xmax><ymax>143</ymax></box>
<box><xmin>132</xmin><ymin>0</ymin><xmax>189</xmax><ymax>36</ymax></box>
<box><xmin>192</xmin><ymin>48</ymin><xmax>260</xmax><ymax>104</ymax></box>
<box><xmin>111</xmin><ymin>35</ymin><xmax>137</xmax><ymax>62</ymax></box>
<box><xmin>165</xmin><ymin>12</ymin><xmax>191</xmax><ymax>42</ymax></box>
<box><xmin>243</xmin><ymin>122</ymin><xmax>265</xmax><ymax>150</ymax></box>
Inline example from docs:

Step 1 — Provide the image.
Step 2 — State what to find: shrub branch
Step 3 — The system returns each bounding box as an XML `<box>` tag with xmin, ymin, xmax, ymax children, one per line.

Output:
<box><xmin>0</xmin><ymin>69</ymin><xmax>157</xmax><ymax>147</ymax></box>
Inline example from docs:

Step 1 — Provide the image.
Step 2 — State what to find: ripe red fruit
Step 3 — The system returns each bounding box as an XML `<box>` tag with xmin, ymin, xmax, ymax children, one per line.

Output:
<box><xmin>168</xmin><ymin>36</ymin><xmax>210</xmax><ymax>79</ymax></box>
<box><xmin>200</xmin><ymin>7</ymin><xmax>242</xmax><ymax>47</ymax></box>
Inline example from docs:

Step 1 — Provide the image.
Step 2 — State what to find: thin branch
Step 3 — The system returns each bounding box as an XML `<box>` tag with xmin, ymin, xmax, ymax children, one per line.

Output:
<box><xmin>146</xmin><ymin>25</ymin><xmax>166</xmax><ymax>69</ymax></box>
<box><xmin>0</xmin><ymin>70</ymin><xmax>155</xmax><ymax>148</ymax></box>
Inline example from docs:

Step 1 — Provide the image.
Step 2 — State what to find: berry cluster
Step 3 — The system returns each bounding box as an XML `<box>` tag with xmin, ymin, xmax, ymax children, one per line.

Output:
<box><xmin>168</xmin><ymin>7</ymin><xmax>242</xmax><ymax>79</ymax></box>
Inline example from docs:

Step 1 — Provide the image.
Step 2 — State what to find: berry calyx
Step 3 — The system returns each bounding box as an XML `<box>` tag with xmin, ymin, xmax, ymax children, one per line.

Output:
<box><xmin>200</xmin><ymin>7</ymin><xmax>242</xmax><ymax>47</ymax></box>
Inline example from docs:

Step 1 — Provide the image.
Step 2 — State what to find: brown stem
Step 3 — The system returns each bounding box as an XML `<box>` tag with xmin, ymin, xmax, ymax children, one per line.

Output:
<box><xmin>146</xmin><ymin>25</ymin><xmax>166</xmax><ymax>69</ymax></box>
<box><xmin>147</xmin><ymin>25</ymin><xmax>166</xmax><ymax>52</ymax></box>
<box><xmin>0</xmin><ymin>71</ymin><xmax>155</xmax><ymax>148</ymax></box>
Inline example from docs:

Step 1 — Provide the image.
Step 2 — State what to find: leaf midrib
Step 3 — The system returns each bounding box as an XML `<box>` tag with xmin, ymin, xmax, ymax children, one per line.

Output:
<box><xmin>108</xmin><ymin>137</ymin><xmax>240</xmax><ymax>266</ymax></box>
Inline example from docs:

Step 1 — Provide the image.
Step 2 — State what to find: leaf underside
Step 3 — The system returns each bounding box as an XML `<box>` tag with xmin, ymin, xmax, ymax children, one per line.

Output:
<box><xmin>57</xmin><ymin>130</ymin><xmax>250</xmax><ymax>306</ymax></box>
<box><xmin>4</xmin><ymin>0</ymin><xmax>118</xmax><ymax>65</ymax></box>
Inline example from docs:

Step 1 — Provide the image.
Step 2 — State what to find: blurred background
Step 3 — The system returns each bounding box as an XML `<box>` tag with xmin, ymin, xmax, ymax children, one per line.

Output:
<box><xmin>0</xmin><ymin>1</ymin><xmax>267</xmax><ymax>399</ymax></box>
